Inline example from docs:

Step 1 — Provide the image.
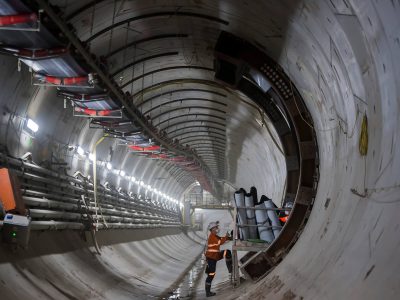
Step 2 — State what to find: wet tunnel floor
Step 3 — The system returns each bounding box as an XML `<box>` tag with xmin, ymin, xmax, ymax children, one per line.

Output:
<box><xmin>162</xmin><ymin>256</ymin><xmax>206</xmax><ymax>299</ymax></box>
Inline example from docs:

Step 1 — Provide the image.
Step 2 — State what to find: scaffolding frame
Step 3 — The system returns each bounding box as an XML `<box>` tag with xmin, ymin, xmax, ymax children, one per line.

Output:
<box><xmin>231</xmin><ymin>204</ymin><xmax>291</xmax><ymax>287</ymax></box>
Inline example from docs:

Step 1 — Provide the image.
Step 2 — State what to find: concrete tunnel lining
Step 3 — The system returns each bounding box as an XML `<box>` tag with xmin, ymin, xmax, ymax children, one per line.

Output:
<box><xmin>0</xmin><ymin>0</ymin><xmax>400</xmax><ymax>299</ymax></box>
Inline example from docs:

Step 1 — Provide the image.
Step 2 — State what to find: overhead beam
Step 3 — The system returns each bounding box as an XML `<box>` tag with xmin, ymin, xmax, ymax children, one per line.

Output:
<box><xmin>138</xmin><ymin>88</ymin><xmax>226</xmax><ymax>108</ymax></box>
<box><xmin>155</xmin><ymin>114</ymin><xmax>226</xmax><ymax>129</ymax></box>
<box><xmin>35</xmin><ymin>0</ymin><xmax>217</xmax><ymax>194</ymax></box>
<box><xmin>122</xmin><ymin>66</ymin><xmax>214</xmax><ymax>89</ymax></box>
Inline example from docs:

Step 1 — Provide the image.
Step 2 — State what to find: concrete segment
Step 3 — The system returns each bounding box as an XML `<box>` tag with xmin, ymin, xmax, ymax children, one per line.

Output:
<box><xmin>0</xmin><ymin>1</ymin><xmax>399</xmax><ymax>300</ymax></box>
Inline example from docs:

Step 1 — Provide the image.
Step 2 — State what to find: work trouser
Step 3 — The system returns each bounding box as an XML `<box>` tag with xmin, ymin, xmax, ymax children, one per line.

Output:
<box><xmin>205</xmin><ymin>249</ymin><xmax>232</xmax><ymax>286</ymax></box>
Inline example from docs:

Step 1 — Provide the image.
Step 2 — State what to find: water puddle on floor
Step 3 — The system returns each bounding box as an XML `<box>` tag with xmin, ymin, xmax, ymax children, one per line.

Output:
<box><xmin>164</xmin><ymin>257</ymin><xmax>205</xmax><ymax>299</ymax></box>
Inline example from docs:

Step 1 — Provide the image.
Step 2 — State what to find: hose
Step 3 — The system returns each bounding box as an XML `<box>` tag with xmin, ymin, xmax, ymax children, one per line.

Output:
<box><xmin>359</xmin><ymin>114</ymin><xmax>368</xmax><ymax>156</ymax></box>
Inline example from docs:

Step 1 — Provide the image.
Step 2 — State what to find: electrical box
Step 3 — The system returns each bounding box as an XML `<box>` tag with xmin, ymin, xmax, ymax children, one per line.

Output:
<box><xmin>1</xmin><ymin>213</ymin><xmax>31</xmax><ymax>248</ymax></box>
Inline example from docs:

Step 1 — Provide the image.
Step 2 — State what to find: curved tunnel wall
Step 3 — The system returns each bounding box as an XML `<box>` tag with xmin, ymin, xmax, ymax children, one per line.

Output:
<box><xmin>0</xmin><ymin>228</ymin><xmax>203</xmax><ymax>299</ymax></box>
<box><xmin>236</xmin><ymin>1</ymin><xmax>400</xmax><ymax>299</ymax></box>
<box><xmin>0</xmin><ymin>0</ymin><xmax>399</xmax><ymax>299</ymax></box>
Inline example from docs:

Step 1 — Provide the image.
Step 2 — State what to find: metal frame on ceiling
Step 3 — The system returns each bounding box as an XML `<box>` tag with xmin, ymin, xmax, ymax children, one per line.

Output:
<box><xmin>121</xmin><ymin>66</ymin><xmax>214</xmax><ymax>89</ymax></box>
<box><xmin>105</xmin><ymin>33</ymin><xmax>189</xmax><ymax>58</ymax></box>
<box><xmin>180</xmin><ymin>138</ymin><xmax>226</xmax><ymax>146</ymax></box>
<box><xmin>151</xmin><ymin>106</ymin><xmax>226</xmax><ymax>119</ymax></box>
<box><xmin>213</xmin><ymin>31</ymin><xmax>319</xmax><ymax>280</ymax></box>
<box><xmin>167</xmin><ymin>125</ymin><xmax>225</xmax><ymax>137</ymax></box>
<box><xmin>142</xmin><ymin>98</ymin><xmax>227</xmax><ymax>114</ymax></box>
<box><xmin>83</xmin><ymin>11</ymin><xmax>229</xmax><ymax>43</ymax></box>
<box><xmin>162</xmin><ymin>119</ymin><xmax>225</xmax><ymax>132</ymax></box>
<box><xmin>110</xmin><ymin>52</ymin><xmax>179</xmax><ymax>77</ymax></box>
<box><xmin>33</xmin><ymin>0</ymin><xmax>218</xmax><ymax>195</ymax></box>
<box><xmin>131</xmin><ymin>79</ymin><xmax>229</xmax><ymax>103</ymax></box>
<box><xmin>178</xmin><ymin>134</ymin><xmax>226</xmax><ymax>143</ymax></box>
<box><xmin>138</xmin><ymin>88</ymin><xmax>227</xmax><ymax>107</ymax></box>
<box><xmin>172</xmin><ymin>131</ymin><xmax>226</xmax><ymax>140</ymax></box>
<box><xmin>154</xmin><ymin>114</ymin><xmax>226</xmax><ymax>128</ymax></box>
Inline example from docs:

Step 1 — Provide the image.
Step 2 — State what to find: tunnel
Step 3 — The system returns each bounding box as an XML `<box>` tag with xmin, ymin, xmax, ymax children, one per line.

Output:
<box><xmin>0</xmin><ymin>0</ymin><xmax>399</xmax><ymax>299</ymax></box>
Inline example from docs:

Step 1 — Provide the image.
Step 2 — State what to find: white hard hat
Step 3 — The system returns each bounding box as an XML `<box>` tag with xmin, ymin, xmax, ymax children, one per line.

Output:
<box><xmin>208</xmin><ymin>221</ymin><xmax>219</xmax><ymax>231</ymax></box>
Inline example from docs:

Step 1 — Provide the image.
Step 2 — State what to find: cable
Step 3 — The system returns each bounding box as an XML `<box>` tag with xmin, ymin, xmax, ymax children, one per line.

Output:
<box><xmin>359</xmin><ymin>113</ymin><xmax>368</xmax><ymax>156</ymax></box>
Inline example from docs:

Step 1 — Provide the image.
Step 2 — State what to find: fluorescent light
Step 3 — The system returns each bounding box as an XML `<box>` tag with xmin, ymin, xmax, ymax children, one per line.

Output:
<box><xmin>106</xmin><ymin>162</ymin><xmax>112</xmax><ymax>170</ymax></box>
<box><xmin>76</xmin><ymin>146</ymin><xmax>85</xmax><ymax>156</ymax></box>
<box><xmin>88</xmin><ymin>153</ymin><xmax>95</xmax><ymax>161</ymax></box>
<box><xmin>120</xmin><ymin>170</ymin><xmax>125</xmax><ymax>176</ymax></box>
<box><xmin>27</xmin><ymin>118</ymin><xmax>39</xmax><ymax>133</ymax></box>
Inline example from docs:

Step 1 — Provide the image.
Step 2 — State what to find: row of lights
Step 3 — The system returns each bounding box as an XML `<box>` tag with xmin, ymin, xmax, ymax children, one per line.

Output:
<box><xmin>75</xmin><ymin>145</ymin><xmax>181</xmax><ymax>206</ymax></box>
<box><xmin>25</xmin><ymin>118</ymin><xmax>181</xmax><ymax>206</ymax></box>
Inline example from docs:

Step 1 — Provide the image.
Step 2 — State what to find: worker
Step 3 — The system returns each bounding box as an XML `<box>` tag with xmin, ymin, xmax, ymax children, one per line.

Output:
<box><xmin>204</xmin><ymin>221</ymin><xmax>232</xmax><ymax>297</ymax></box>
<box><xmin>279</xmin><ymin>201</ymin><xmax>293</xmax><ymax>224</ymax></box>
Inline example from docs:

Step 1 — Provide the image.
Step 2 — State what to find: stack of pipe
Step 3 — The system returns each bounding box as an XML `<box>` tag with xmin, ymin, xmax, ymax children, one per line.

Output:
<box><xmin>245</xmin><ymin>192</ymin><xmax>258</xmax><ymax>239</ymax></box>
<box><xmin>0</xmin><ymin>153</ymin><xmax>180</xmax><ymax>231</ymax></box>
<box><xmin>234</xmin><ymin>186</ymin><xmax>282</xmax><ymax>242</ymax></box>
<box><xmin>262</xmin><ymin>195</ymin><xmax>282</xmax><ymax>238</ymax></box>
<box><xmin>234</xmin><ymin>189</ymin><xmax>249</xmax><ymax>240</ymax></box>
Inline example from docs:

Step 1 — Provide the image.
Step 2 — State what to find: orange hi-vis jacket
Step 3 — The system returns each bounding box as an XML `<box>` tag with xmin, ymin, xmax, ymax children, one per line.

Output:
<box><xmin>205</xmin><ymin>232</ymin><xmax>228</xmax><ymax>260</ymax></box>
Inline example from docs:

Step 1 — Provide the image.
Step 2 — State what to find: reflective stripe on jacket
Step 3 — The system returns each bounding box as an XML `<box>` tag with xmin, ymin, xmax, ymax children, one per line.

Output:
<box><xmin>205</xmin><ymin>232</ymin><xmax>228</xmax><ymax>260</ymax></box>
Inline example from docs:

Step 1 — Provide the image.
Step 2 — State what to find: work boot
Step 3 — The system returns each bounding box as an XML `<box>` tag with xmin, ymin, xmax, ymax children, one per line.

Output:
<box><xmin>205</xmin><ymin>283</ymin><xmax>216</xmax><ymax>297</ymax></box>
<box><xmin>226</xmin><ymin>258</ymin><xmax>233</xmax><ymax>273</ymax></box>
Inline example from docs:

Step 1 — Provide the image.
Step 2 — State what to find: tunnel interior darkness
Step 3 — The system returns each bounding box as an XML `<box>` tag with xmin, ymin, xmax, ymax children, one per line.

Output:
<box><xmin>0</xmin><ymin>0</ymin><xmax>400</xmax><ymax>299</ymax></box>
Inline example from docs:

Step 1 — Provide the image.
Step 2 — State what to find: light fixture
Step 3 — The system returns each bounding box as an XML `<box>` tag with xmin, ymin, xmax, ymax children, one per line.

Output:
<box><xmin>131</xmin><ymin>176</ymin><xmax>136</xmax><ymax>182</ymax></box>
<box><xmin>139</xmin><ymin>181</ymin><xmax>144</xmax><ymax>186</ymax></box>
<box><xmin>27</xmin><ymin>118</ymin><xmax>39</xmax><ymax>133</ymax></box>
<box><xmin>106</xmin><ymin>162</ymin><xmax>112</xmax><ymax>170</ymax></box>
<box><xmin>76</xmin><ymin>146</ymin><xmax>85</xmax><ymax>156</ymax></box>
<box><xmin>120</xmin><ymin>170</ymin><xmax>125</xmax><ymax>177</ymax></box>
<box><xmin>88</xmin><ymin>153</ymin><xmax>95</xmax><ymax>161</ymax></box>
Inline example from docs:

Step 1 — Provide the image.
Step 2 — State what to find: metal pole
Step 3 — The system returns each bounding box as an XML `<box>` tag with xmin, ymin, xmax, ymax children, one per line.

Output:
<box><xmin>92</xmin><ymin>134</ymin><xmax>108</xmax><ymax>230</ymax></box>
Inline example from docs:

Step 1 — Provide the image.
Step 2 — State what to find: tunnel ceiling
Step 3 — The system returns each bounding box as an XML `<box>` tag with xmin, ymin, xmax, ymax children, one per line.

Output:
<box><xmin>25</xmin><ymin>0</ymin><xmax>299</xmax><ymax>197</ymax></box>
<box><xmin>0</xmin><ymin>0</ymin><xmax>312</xmax><ymax>204</ymax></box>
<box><xmin>2</xmin><ymin>0</ymin><xmax>398</xmax><ymax>299</ymax></box>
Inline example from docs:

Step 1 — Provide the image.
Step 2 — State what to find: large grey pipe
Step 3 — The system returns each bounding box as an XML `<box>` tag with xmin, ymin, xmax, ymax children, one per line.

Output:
<box><xmin>254</xmin><ymin>203</ymin><xmax>274</xmax><ymax>243</ymax></box>
<box><xmin>244</xmin><ymin>193</ymin><xmax>258</xmax><ymax>239</ymax></box>
<box><xmin>264</xmin><ymin>197</ymin><xmax>281</xmax><ymax>238</ymax></box>
<box><xmin>234</xmin><ymin>189</ymin><xmax>249</xmax><ymax>240</ymax></box>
